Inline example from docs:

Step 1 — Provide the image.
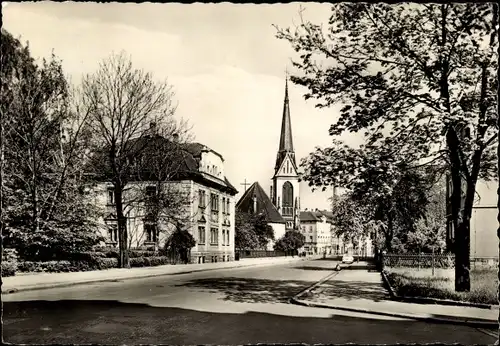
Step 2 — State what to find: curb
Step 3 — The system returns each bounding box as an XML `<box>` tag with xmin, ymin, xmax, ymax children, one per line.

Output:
<box><xmin>290</xmin><ymin>264</ymin><xmax>345</xmax><ymax>301</ymax></box>
<box><xmin>290</xmin><ymin>297</ymin><xmax>498</xmax><ymax>329</ymax></box>
<box><xmin>381</xmin><ymin>270</ymin><xmax>498</xmax><ymax>310</ymax></box>
<box><xmin>289</xmin><ymin>268</ymin><xmax>498</xmax><ymax>329</ymax></box>
<box><xmin>2</xmin><ymin>257</ymin><xmax>306</xmax><ymax>295</ymax></box>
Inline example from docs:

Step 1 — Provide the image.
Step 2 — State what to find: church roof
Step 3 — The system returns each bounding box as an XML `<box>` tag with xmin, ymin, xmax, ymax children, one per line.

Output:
<box><xmin>236</xmin><ymin>182</ymin><xmax>286</xmax><ymax>224</ymax></box>
<box><xmin>274</xmin><ymin>77</ymin><xmax>297</xmax><ymax>174</ymax></box>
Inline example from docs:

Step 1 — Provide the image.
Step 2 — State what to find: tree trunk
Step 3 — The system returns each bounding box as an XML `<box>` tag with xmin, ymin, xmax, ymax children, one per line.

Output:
<box><xmin>114</xmin><ymin>184</ymin><xmax>129</xmax><ymax>268</ymax></box>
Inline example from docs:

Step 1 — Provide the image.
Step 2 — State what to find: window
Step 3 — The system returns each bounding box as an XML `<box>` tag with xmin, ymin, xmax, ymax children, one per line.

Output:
<box><xmin>199</xmin><ymin>190</ymin><xmax>206</xmax><ymax>208</ymax></box>
<box><xmin>309</xmin><ymin>226</ymin><xmax>313</xmax><ymax>232</ymax></box>
<box><xmin>210</xmin><ymin>228</ymin><xmax>219</xmax><ymax>245</ymax></box>
<box><xmin>146</xmin><ymin>186</ymin><xmax>156</xmax><ymax>205</ymax></box>
<box><xmin>226</xmin><ymin>229</ymin><xmax>230</xmax><ymax>246</ymax></box>
<box><xmin>222</xmin><ymin>197</ymin><xmax>226</xmax><ymax>214</ymax></box>
<box><xmin>226</xmin><ymin>199</ymin><xmax>230</xmax><ymax>214</ymax></box>
<box><xmin>107</xmin><ymin>188</ymin><xmax>115</xmax><ymax>205</ymax></box>
<box><xmin>146</xmin><ymin>186</ymin><xmax>156</xmax><ymax>198</ymax></box>
<box><xmin>198</xmin><ymin>226</ymin><xmax>206</xmax><ymax>244</ymax></box>
<box><xmin>108</xmin><ymin>224</ymin><xmax>118</xmax><ymax>242</ymax></box>
<box><xmin>222</xmin><ymin>229</ymin><xmax>226</xmax><ymax>245</ymax></box>
<box><xmin>310</xmin><ymin>236</ymin><xmax>313</xmax><ymax>242</ymax></box>
<box><xmin>211</xmin><ymin>193</ymin><xmax>219</xmax><ymax>211</ymax></box>
<box><xmin>282</xmin><ymin>182</ymin><xmax>293</xmax><ymax>216</ymax></box>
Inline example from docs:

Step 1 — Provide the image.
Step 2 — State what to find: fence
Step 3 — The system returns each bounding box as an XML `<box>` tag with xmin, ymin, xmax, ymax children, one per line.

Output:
<box><xmin>382</xmin><ymin>253</ymin><xmax>499</xmax><ymax>269</ymax></box>
<box><xmin>235</xmin><ymin>249</ymin><xmax>296</xmax><ymax>259</ymax></box>
<box><xmin>383</xmin><ymin>253</ymin><xmax>455</xmax><ymax>269</ymax></box>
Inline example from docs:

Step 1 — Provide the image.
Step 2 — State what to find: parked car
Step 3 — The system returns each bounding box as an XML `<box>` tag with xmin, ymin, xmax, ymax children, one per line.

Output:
<box><xmin>342</xmin><ymin>254</ymin><xmax>354</xmax><ymax>264</ymax></box>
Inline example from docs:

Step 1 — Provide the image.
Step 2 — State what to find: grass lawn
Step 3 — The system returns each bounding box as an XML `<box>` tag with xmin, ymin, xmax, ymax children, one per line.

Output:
<box><xmin>384</xmin><ymin>266</ymin><xmax>498</xmax><ymax>305</ymax></box>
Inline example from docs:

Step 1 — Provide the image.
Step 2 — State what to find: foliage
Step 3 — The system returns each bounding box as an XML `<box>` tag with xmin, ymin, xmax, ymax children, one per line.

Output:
<box><xmin>129</xmin><ymin>256</ymin><xmax>172</xmax><ymax>267</ymax></box>
<box><xmin>2</xmin><ymin>261</ymin><xmax>17</xmax><ymax>277</ymax></box>
<box><xmin>1</xmin><ymin>29</ymin><xmax>104</xmax><ymax>261</ymax></box>
<box><xmin>235</xmin><ymin>211</ymin><xmax>275</xmax><ymax>249</ymax></box>
<box><xmin>330</xmin><ymin>166</ymin><xmax>438</xmax><ymax>252</ymax></box>
<box><xmin>276</xmin><ymin>3</ymin><xmax>498</xmax><ymax>291</ymax></box>
<box><xmin>274</xmin><ymin>230</ymin><xmax>305</xmax><ymax>252</ymax></box>
<box><xmin>384</xmin><ymin>267</ymin><xmax>497</xmax><ymax>305</ymax></box>
<box><xmin>164</xmin><ymin>226</ymin><xmax>196</xmax><ymax>263</ymax></box>
<box><xmin>16</xmin><ymin>258</ymin><xmax>119</xmax><ymax>273</ymax></box>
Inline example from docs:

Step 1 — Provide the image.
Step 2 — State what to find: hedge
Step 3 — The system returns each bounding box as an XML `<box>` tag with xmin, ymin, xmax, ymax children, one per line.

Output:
<box><xmin>17</xmin><ymin>258</ymin><xmax>119</xmax><ymax>273</ymax></box>
<box><xmin>129</xmin><ymin>256</ymin><xmax>172</xmax><ymax>267</ymax></box>
<box><xmin>2</xmin><ymin>261</ymin><xmax>17</xmax><ymax>277</ymax></box>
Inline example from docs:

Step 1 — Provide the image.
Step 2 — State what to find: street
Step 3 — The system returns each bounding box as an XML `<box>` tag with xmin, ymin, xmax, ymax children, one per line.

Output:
<box><xmin>3</xmin><ymin>259</ymin><xmax>497</xmax><ymax>344</ymax></box>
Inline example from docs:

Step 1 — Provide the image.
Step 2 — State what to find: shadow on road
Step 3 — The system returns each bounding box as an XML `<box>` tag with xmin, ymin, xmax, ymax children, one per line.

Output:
<box><xmin>314</xmin><ymin>280</ymin><xmax>391</xmax><ymax>302</ymax></box>
<box><xmin>176</xmin><ymin>277</ymin><xmax>312</xmax><ymax>303</ymax></box>
<box><xmin>3</xmin><ymin>299</ymin><xmax>494</xmax><ymax>345</ymax></box>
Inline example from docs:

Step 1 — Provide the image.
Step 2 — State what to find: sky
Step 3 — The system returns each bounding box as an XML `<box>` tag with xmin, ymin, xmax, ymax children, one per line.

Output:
<box><xmin>3</xmin><ymin>1</ymin><xmax>363</xmax><ymax>210</ymax></box>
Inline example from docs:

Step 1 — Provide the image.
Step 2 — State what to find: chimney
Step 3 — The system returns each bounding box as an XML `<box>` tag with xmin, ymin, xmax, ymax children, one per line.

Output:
<box><xmin>173</xmin><ymin>133</ymin><xmax>179</xmax><ymax>143</ymax></box>
<box><xmin>252</xmin><ymin>195</ymin><xmax>257</xmax><ymax>214</ymax></box>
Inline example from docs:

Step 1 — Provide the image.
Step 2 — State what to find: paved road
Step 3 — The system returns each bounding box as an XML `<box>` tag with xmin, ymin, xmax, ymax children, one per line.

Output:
<box><xmin>3</xmin><ymin>259</ymin><xmax>497</xmax><ymax>344</ymax></box>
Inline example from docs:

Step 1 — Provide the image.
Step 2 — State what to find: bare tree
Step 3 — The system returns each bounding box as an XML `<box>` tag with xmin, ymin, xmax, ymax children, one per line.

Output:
<box><xmin>82</xmin><ymin>52</ymin><xmax>177</xmax><ymax>268</ymax></box>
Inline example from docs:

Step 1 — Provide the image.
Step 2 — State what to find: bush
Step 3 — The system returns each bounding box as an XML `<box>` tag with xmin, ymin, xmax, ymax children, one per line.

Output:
<box><xmin>17</xmin><ymin>258</ymin><xmax>120</xmax><ymax>273</ymax></box>
<box><xmin>2</xmin><ymin>261</ymin><xmax>18</xmax><ymax>277</ymax></box>
<box><xmin>130</xmin><ymin>256</ymin><xmax>171</xmax><ymax>268</ymax></box>
<box><xmin>129</xmin><ymin>250</ymin><xmax>160</xmax><ymax>258</ymax></box>
<box><xmin>3</xmin><ymin>248</ymin><xmax>19</xmax><ymax>262</ymax></box>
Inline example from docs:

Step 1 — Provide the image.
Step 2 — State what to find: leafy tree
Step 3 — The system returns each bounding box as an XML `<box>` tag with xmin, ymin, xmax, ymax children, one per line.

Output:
<box><xmin>405</xmin><ymin>180</ymin><xmax>447</xmax><ymax>253</ymax></box>
<box><xmin>164</xmin><ymin>224</ymin><xmax>196</xmax><ymax>264</ymax></box>
<box><xmin>1</xmin><ymin>29</ymin><xmax>103</xmax><ymax>260</ymax></box>
<box><xmin>235</xmin><ymin>211</ymin><xmax>260</xmax><ymax>250</ymax></box>
<box><xmin>274</xmin><ymin>230</ymin><xmax>305</xmax><ymax>254</ymax></box>
<box><xmin>235</xmin><ymin>211</ymin><xmax>275</xmax><ymax>250</ymax></box>
<box><xmin>276</xmin><ymin>3</ymin><xmax>498</xmax><ymax>291</ymax></box>
<box><xmin>82</xmin><ymin>52</ymin><xmax>177</xmax><ymax>268</ymax></box>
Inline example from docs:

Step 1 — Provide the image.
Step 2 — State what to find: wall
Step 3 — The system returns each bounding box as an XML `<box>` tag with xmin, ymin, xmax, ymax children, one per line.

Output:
<box><xmin>470</xmin><ymin>180</ymin><xmax>498</xmax><ymax>258</ymax></box>
<box><xmin>190</xmin><ymin>181</ymin><xmax>235</xmax><ymax>263</ymax></box>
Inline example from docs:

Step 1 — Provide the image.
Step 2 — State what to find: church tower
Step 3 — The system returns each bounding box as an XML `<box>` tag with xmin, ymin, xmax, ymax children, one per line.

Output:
<box><xmin>271</xmin><ymin>75</ymin><xmax>300</xmax><ymax>231</ymax></box>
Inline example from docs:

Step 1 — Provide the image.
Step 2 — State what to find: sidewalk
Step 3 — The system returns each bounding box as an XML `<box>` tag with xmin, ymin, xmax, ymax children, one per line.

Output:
<box><xmin>293</xmin><ymin>263</ymin><xmax>499</xmax><ymax>328</ymax></box>
<box><xmin>2</xmin><ymin>255</ymin><xmax>309</xmax><ymax>294</ymax></box>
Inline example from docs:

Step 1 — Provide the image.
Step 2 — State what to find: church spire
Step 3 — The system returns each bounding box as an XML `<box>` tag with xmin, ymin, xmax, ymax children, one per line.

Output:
<box><xmin>274</xmin><ymin>72</ymin><xmax>296</xmax><ymax>174</ymax></box>
<box><xmin>278</xmin><ymin>73</ymin><xmax>294</xmax><ymax>153</ymax></box>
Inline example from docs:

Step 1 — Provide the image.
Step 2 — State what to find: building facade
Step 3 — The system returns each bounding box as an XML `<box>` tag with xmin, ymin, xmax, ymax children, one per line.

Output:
<box><xmin>93</xmin><ymin>134</ymin><xmax>238</xmax><ymax>264</ymax></box>
<box><xmin>271</xmin><ymin>77</ymin><xmax>301</xmax><ymax>231</ymax></box>
<box><xmin>299</xmin><ymin>210</ymin><xmax>333</xmax><ymax>255</ymax></box>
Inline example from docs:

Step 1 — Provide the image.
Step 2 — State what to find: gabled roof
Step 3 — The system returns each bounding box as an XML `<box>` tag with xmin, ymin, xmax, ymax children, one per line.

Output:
<box><xmin>85</xmin><ymin>134</ymin><xmax>238</xmax><ymax>195</ymax></box>
<box><xmin>236</xmin><ymin>182</ymin><xmax>286</xmax><ymax>224</ymax></box>
<box><xmin>300</xmin><ymin>210</ymin><xmax>334</xmax><ymax>223</ymax></box>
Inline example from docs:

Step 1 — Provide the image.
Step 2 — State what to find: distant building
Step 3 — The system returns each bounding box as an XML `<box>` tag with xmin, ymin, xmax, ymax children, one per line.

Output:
<box><xmin>90</xmin><ymin>128</ymin><xmax>238</xmax><ymax>264</ymax></box>
<box><xmin>236</xmin><ymin>182</ymin><xmax>286</xmax><ymax>250</ymax></box>
<box><xmin>299</xmin><ymin>210</ymin><xmax>333</xmax><ymax>255</ymax></box>
<box><xmin>299</xmin><ymin>208</ymin><xmax>374</xmax><ymax>257</ymax></box>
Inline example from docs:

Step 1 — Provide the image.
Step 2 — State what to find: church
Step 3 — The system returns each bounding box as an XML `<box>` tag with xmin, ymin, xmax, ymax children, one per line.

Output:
<box><xmin>236</xmin><ymin>76</ymin><xmax>301</xmax><ymax>249</ymax></box>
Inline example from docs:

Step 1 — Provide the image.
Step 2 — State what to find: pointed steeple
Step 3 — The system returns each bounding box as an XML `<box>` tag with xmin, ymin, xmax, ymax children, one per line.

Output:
<box><xmin>279</xmin><ymin>75</ymin><xmax>294</xmax><ymax>153</ymax></box>
<box><xmin>275</xmin><ymin>73</ymin><xmax>296</xmax><ymax>173</ymax></box>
